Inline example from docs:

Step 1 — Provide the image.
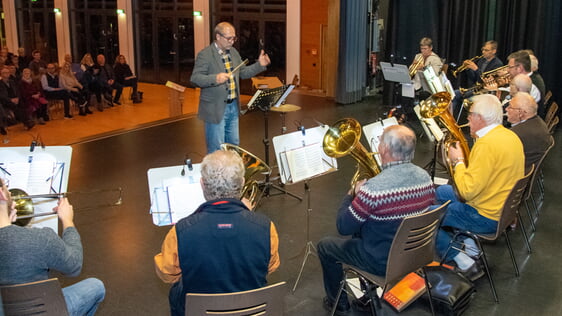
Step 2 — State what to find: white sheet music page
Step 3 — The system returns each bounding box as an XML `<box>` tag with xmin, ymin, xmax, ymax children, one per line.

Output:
<box><xmin>164</xmin><ymin>178</ymin><xmax>205</xmax><ymax>224</ymax></box>
<box><xmin>285</xmin><ymin>143</ymin><xmax>323</xmax><ymax>183</ymax></box>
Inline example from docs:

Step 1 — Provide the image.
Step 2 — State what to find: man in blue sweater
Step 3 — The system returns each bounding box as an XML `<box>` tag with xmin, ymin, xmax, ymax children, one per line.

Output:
<box><xmin>0</xmin><ymin>178</ymin><xmax>105</xmax><ymax>316</ymax></box>
<box><xmin>317</xmin><ymin>125</ymin><xmax>436</xmax><ymax>314</ymax></box>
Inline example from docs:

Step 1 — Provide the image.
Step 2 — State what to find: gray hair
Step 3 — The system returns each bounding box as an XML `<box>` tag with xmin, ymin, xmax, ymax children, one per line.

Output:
<box><xmin>511</xmin><ymin>74</ymin><xmax>532</xmax><ymax>93</ymax></box>
<box><xmin>380</xmin><ymin>125</ymin><xmax>416</xmax><ymax>161</ymax></box>
<box><xmin>512</xmin><ymin>92</ymin><xmax>538</xmax><ymax>115</ymax></box>
<box><xmin>201</xmin><ymin>150</ymin><xmax>245</xmax><ymax>201</ymax></box>
<box><xmin>471</xmin><ymin>94</ymin><xmax>503</xmax><ymax>125</ymax></box>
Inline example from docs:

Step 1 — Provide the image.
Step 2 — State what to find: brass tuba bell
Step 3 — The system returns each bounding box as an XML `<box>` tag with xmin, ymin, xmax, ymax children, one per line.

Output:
<box><xmin>220</xmin><ymin>143</ymin><xmax>271</xmax><ymax>209</ymax></box>
<box><xmin>419</xmin><ymin>92</ymin><xmax>470</xmax><ymax>182</ymax></box>
<box><xmin>322</xmin><ymin>118</ymin><xmax>381</xmax><ymax>190</ymax></box>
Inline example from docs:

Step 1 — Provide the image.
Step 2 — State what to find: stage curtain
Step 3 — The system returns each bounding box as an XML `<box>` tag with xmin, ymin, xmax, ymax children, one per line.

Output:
<box><xmin>386</xmin><ymin>0</ymin><xmax>562</xmax><ymax>102</ymax></box>
<box><xmin>335</xmin><ymin>0</ymin><xmax>368</xmax><ymax>104</ymax></box>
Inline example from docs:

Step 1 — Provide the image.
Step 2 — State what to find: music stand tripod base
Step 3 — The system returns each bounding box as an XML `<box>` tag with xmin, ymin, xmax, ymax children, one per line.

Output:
<box><xmin>292</xmin><ymin>180</ymin><xmax>316</xmax><ymax>293</ymax></box>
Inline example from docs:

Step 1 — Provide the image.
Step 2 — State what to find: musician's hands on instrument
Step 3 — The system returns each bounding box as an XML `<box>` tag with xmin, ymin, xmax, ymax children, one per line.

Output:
<box><xmin>215</xmin><ymin>72</ymin><xmax>230</xmax><ymax>84</ymax></box>
<box><xmin>54</xmin><ymin>197</ymin><xmax>75</xmax><ymax>228</ymax></box>
<box><xmin>258</xmin><ymin>50</ymin><xmax>270</xmax><ymax>67</ymax></box>
<box><xmin>464</xmin><ymin>60</ymin><xmax>478</xmax><ymax>71</ymax></box>
<box><xmin>448</xmin><ymin>142</ymin><xmax>465</xmax><ymax>165</ymax></box>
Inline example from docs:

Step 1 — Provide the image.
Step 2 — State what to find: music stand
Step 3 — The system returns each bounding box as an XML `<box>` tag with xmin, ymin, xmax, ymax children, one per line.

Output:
<box><xmin>380</xmin><ymin>62</ymin><xmax>414</xmax><ymax>107</ymax></box>
<box><xmin>272</xmin><ymin>126</ymin><xmax>337</xmax><ymax>292</ymax></box>
<box><xmin>246</xmin><ymin>85</ymin><xmax>302</xmax><ymax>203</ymax></box>
<box><xmin>413</xmin><ymin>105</ymin><xmax>446</xmax><ymax>182</ymax></box>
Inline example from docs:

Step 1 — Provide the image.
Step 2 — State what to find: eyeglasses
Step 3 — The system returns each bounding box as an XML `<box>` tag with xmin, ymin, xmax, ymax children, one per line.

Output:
<box><xmin>508</xmin><ymin>64</ymin><xmax>519</xmax><ymax>69</ymax></box>
<box><xmin>481</xmin><ymin>48</ymin><xmax>492</xmax><ymax>52</ymax></box>
<box><xmin>219</xmin><ymin>33</ymin><xmax>237</xmax><ymax>42</ymax></box>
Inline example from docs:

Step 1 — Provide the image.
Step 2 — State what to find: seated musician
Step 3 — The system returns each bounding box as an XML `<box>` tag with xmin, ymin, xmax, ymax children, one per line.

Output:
<box><xmin>411</xmin><ymin>37</ymin><xmax>443</xmax><ymax>91</ymax></box>
<box><xmin>154</xmin><ymin>150</ymin><xmax>280</xmax><ymax>316</ymax></box>
<box><xmin>317</xmin><ymin>125</ymin><xmax>436</xmax><ymax>314</ymax></box>
<box><xmin>506</xmin><ymin>92</ymin><xmax>551</xmax><ymax>173</ymax></box>
<box><xmin>506</xmin><ymin>50</ymin><xmax>541</xmax><ymax>104</ymax></box>
<box><xmin>502</xmin><ymin>74</ymin><xmax>533</xmax><ymax>107</ymax></box>
<box><xmin>435</xmin><ymin>94</ymin><xmax>524</xmax><ymax>279</ymax></box>
<box><xmin>462</xmin><ymin>40</ymin><xmax>503</xmax><ymax>88</ymax></box>
<box><xmin>0</xmin><ymin>178</ymin><xmax>105</xmax><ymax>316</ymax></box>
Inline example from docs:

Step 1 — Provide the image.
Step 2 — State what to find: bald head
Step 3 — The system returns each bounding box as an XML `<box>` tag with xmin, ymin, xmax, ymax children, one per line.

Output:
<box><xmin>510</xmin><ymin>74</ymin><xmax>532</xmax><ymax>95</ymax></box>
<box><xmin>512</xmin><ymin>92</ymin><xmax>537</xmax><ymax>119</ymax></box>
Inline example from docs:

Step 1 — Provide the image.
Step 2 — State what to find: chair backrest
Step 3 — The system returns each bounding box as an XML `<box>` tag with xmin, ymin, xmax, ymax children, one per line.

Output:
<box><xmin>0</xmin><ymin>278</ymin><xmax>69</xmax><ymax>316</ymax></box>
<box><xmin>524</xmin><ymin>136</ymin><xmax>554</xmax><ymax>201</ymax></box>
<box><xmin>185</xmin><ymin>281</ymin><xmax>287</xmax><ymax>316</ymax></box>
<box><xmin>384</xmin><ymin>202</ymin><xmax>449</xmax><ymax>284</ymax></box>
<box><xmin>548</xmin><ymin>116</ymin><xmax>559</xmax><ymax>134</ymax></box>
<box><xmin>545</xmin><ymin>102</ymin><xmax>558</xmax><ymax>127</ymax></box>
<box><xmin>544</xmin><ymin>90</ymin><xmax>552</xmax><ymax>106</ymax></box>
<box><xmin>495</xmin><ymin>166</ymin><xmax>535</xmax><ymax>238</ymax></box>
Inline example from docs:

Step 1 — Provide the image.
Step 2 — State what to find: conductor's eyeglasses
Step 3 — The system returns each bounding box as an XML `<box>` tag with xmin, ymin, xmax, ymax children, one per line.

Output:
<box><xmin>219</xmin><ymin>34</ymin><xmax>238</xmax><ymax>42</ymax></box>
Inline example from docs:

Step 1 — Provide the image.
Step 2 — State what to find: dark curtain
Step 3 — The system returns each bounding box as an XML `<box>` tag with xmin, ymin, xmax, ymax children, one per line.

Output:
<box><xmin>336</xmin><ymin>0</ymin><xmax>368</xmax><ymax>104</ymax></box>
<box><xmin>386</xmin><ymin>0</ymin><xmax>562</xmax><ymax>103</ymax></box>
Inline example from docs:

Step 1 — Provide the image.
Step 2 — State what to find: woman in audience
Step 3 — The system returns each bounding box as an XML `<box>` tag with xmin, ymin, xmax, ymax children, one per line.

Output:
<box><xmin>19</xmin><ymin>68</ymin><xmax>49</xmax><ymax>124</ymax></box>
<box><xmin>60</xmin><ymin>62</ymin><xmax>91</xmax><ymax>116</ymax></box>
<box><xmin>113</xmin><ymin>54</ymin><xmax>142</xmax><ymax>103</ymax></box>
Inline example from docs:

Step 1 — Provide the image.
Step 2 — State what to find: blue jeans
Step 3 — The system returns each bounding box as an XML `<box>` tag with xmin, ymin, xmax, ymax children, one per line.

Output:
<box><xmin>317</xmin><ymin>237</ymin><xmax>385</xmax><ymax>309</ymax></box>
<box><xmin>435</xmin><ymin>185</ymin><xmax>498</xmax><ymax>261</ymax></box>
<box><xmin>62</xmin><ymin>278</ymin><xmax>105</xmax><ymax>316</ymax></box>
<box><xmin>204</xmin><ymin>100</ymin><xmax>240</xmax><ymax>153</ymax></box>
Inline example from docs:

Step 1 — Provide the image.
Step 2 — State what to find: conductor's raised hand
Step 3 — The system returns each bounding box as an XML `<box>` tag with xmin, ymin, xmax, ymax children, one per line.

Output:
<box><xmin>55</xmin><ymin>197</ymin><xmax>75</xmax><ymax>229</ymax></box>
<box><xmin>258</xmin><ymin>50</ymin><xmax>270</xmax><ymax>67</ymax></box>
<box><xmin>215</xmin><ymin>72</ymin><xmax>230</xmax><ymax>84</ymax></box>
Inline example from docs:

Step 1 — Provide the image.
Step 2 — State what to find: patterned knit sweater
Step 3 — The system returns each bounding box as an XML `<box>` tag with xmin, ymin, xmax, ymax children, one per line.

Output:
<box><xmin>336</xmin><ymin>162</ymin><xmax>435</xmax><ymax>269</ymax></box>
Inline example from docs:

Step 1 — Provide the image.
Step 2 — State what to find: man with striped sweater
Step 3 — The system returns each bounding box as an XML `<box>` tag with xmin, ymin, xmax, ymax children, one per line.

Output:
<box><xmin>318</xmin><ymin>125</ymin><xmax>436</xmax><ymax>314</ymax></box>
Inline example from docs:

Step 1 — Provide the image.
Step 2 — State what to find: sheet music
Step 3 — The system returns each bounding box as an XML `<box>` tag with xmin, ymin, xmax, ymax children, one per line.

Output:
<box><xmin>148</xmin><ymin>164</ymin><xmax>206</xmax><ymax>226</ymax></box>
<box><xmin>363</xmin><ymin>117</ymin><xmax>399</xmax><ymax>166</ymax></box>
<box><xmin>285</xmin><ymin>143</ymin><xmax>324</xmax><ymax>183</ymax></box>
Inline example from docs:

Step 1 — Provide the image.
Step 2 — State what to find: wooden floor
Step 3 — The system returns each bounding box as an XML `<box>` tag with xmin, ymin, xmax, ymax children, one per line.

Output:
<box><xmin>0</xmin><ymin>83</ymin><xmax>221</xmax><ymax>147</ymax></box>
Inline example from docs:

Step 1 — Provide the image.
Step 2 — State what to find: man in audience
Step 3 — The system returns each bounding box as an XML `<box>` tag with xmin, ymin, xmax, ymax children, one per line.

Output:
<box><xmin>93</xmin><ymin>54</ymin><xmax>117</xmax><ymax>107</ymax></box>
<box><xmin>41</xmin><ymin>63</ymin><xmax>73</xmax><ymax>119</ymax></box>
<box><xmin>0</xmin><ymin>66</ymin><xmax>34</xmax><ymax>130</ymax></box>
<box><xmin>317</xmin><ymin>125</ymin><xmax>435</xmax><ymax>314</ymax></box>
<box><xmin>28</xmin><ymin>50</ymin><xmax>47</xmax><ymax>78</ymax></box>
<box><xmin>154</xmin><ymin>149</ymin><xmax>280</xmax><ymax>316</ymax></box>
<box><xmin>506</xmin><ymin>92</ymin><xmax>552</xmax><ymax>172</ymax></box>
<box><xmin>435</xmin><ymin>94</ymin><xmax>524</xmax><ymax>280</ymax></box>
<box><xmin>0</xmin><ymin>178</ymin><xmax>106</xmax><ymax>316</ymax></box>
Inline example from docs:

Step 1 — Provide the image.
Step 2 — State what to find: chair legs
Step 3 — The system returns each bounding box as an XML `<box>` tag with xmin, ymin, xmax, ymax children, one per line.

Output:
<box><xmin>516</xmin><ymin>211</ymin><xmax>532</xmax><ymax>253</ymax></box>
<box><xmin>502</xmin><ymin>231</ymin><xmax>519</xmax><ymax>277</ymax></box>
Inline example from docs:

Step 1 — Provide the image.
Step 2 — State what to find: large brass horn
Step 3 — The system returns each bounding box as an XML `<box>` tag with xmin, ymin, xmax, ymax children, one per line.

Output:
<box><xmin>419</xmin><ymin>92</ymin><xmax>470</xmax><ymax>180</ymax></box>
<box><xmin>220</xmin><ymin>143</ymin><xmax>271</xmax><ymax>209</ymax></box>
<box><xmin>322</xmin><ymin>118</ymin><xmax>381</xmax><ymax>190</ymax></box>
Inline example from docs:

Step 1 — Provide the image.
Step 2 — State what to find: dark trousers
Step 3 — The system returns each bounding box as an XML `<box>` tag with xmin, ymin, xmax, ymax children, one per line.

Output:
<box><xmin>317</xmin><ymin>236</ymin><xmax>385</xmax><ymax>309</ymax></box>
<box><xmin>45</xmin><ymin>90</ymin><xmax>71</xmax><ymax>116</ymax></box>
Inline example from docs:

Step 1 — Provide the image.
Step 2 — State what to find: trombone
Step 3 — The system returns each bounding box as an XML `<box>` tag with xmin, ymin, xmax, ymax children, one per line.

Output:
<box><xmin>10</xmin><ymin>188</ymin><xmax>123</xmax><ymax>226</ymax></box>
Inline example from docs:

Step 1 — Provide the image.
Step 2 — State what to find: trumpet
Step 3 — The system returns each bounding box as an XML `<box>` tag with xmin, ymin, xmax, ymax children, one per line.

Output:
<box><xmin>408</xmin><ymin>55</ymin><xmax>424</xmax><ymax>78</ymax></box>
<box><xmin>10</xmin><ymin>188</ymin><xmax>123</xmax><ymax>226</ymax></box>
<box><xmin>452</xmin><ymin>55</ymin><xmax>483</xmax><ymax>77</ymax></box>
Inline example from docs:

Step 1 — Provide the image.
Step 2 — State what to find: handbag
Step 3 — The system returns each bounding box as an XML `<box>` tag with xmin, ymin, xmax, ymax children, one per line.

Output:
<box><xmin>422</xmin><ymin>265</ymin><xmax>476</xmax><ymax>315</ymax></box>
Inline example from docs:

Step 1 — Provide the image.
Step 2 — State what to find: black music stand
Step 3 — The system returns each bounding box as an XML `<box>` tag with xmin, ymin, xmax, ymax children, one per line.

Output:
<box><xmin>380</xmin><ymin>61</ymin><xmax>413</xmax><ymax>108</ymax></box>
<box><xmin>272</xmin><ymin>126</ymin><xmax>338</xmax><ymax>293</ymax></box>
<box><xmin>246</xmin><ymin>85</ymin><xmax>302</xmax><ymax>204</ymax></box>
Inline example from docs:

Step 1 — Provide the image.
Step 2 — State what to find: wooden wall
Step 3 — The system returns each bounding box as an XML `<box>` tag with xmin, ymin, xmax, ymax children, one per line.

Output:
<box><xmin>300</xmin><ymin>0</ymin><xmax>339</xmax><ymax>96</ymax></box>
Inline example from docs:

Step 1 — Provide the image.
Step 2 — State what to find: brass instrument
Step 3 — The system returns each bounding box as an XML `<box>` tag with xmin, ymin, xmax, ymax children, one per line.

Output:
<box><xmin>460</xmin><ymin>65</ymin><xmax>511</xmax><ymax>96</ymax></box>
<box><xmin>322</xmin><ymin>118</ymin><xmax>381</xmax><ymax>190</ymax></box>
<box><xmin>420</xmin><ymin>92</ymin><xmax>470</xmax><ymax>182</ymax></box>
<box><xmin>220</xmin><ymin>143</ymin><xmax>271</xmax><ymax>209</ymax></box>
<box><xmin>408</xmin><ymin>55</ymin><xmax>424</xmax><ymax>78</ymax></box>
<box><xmin>452</xmin><ymin>55</ymin><xmax>483</xmax><ymax>77</ymax></box>
<box><xmin>10</xmin><ymin>188</ymin><xmax>123</xmax><ymax>226</ymax></box>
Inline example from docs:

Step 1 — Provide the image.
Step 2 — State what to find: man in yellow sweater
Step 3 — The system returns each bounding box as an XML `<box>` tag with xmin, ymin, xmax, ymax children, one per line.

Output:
<box><xmin>435</xmin><ymin>94</ymin><xmax>524</xmax><ymax>278</ymax></box>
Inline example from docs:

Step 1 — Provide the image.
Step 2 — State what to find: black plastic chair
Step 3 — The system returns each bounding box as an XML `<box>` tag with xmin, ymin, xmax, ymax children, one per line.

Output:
<box><xmin>0</xmin><ymin>278</ymin><xmax>69</xmax><ymax>316</ymax></box>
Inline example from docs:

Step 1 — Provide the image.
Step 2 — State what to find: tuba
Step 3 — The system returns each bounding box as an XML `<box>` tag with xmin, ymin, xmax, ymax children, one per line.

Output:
<box><xmin>220</xmin><ymin>143</ymin><xmax>271</xmax><ymax>209</ymax></box>
<box><xmin>419</xmin><ymin>92</ymin><xmax>470</xmax><ymax>180</ymax></box>
<box><xmin>322</xmin><ymin>118</ymin><xmax>381</xmax><ymax>190</ymax></box>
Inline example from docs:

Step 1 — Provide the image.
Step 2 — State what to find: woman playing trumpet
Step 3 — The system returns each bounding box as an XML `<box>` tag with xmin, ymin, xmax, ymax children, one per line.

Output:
<box><xmin>411</xmin><ymin>37</ymin><xmax>443</xmax><ymax>91</ymax></box>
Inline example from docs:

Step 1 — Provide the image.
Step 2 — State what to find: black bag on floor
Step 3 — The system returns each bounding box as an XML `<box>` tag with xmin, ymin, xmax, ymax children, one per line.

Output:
<box><xmin>422</xmin><ymin>266</ymin><xmax>476</xmax><ymax>315</ymax></box>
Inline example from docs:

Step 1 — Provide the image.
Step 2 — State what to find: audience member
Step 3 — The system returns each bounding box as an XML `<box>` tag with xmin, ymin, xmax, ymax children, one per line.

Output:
<box><xmin>113</xmin><ymin>55</ymin><xmax>142</xmax><ymax>103</ymax></box>
<box><xmin>19</xmin><ymin>68</ymin><xmax>49</xmax><ymax>124</ymax></box>
<box><xmin>28</xmin><ymin>50</ymin><xmax>47</xmax><ymax>78</ymax></box>
<box><xmin>60</xmin><ymin>62</ymin><xmax>91</xmax><ymax>116</ymax></box>
<box><xmin>41</xmin><ymin>63</ymin><xmax>73</xmax><ymax>119</ymax></box>
<box><xmin>0</xmin><ymin>66</ymin><xmax>34</xmax><ymax>130</ymax></box>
